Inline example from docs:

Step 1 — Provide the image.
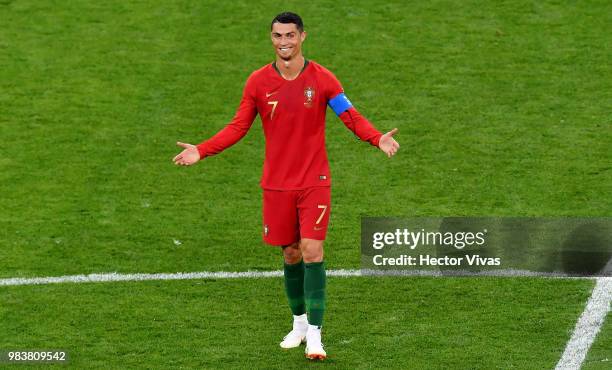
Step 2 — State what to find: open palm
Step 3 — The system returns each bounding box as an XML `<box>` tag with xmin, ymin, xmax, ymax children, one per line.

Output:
<box><xmin>173</xmin><ymin>142</ymin><xmax>200</xmax><ymax>166</ymax></box>
<box><xmin>379</xmin><ymin>128</ymin><xmax>400</xmax><ymax>158</ymax></box>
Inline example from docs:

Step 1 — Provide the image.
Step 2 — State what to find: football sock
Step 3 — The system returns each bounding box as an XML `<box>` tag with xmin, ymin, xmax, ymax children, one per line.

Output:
<box><xmin>306</xmin><ymin>324</ymin><xmax>322</xmax><ymax>342</ymax></box>
<box><xmin>304</xmin><ymin>261</ymin><xmax>326</xmax><ymax>327</ymax></box>
<box><xmin>284</xmin><ymin>260</ymin><xmax>306</xmax><ymax>316</ymax></box>
<box><xmin>294</xmin><ymin>313</ymin><xmax>308</xmax><ymax>323</ymax></box>
<box><xmin>294</xmin><ymin>314</ymin><xmax>308</xmax><ymax>330</ymax></box>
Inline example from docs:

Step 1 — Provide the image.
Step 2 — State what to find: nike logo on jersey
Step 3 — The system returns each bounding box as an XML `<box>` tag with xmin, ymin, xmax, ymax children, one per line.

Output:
<box><xmin>266</xmin><ymin>91</ymin><xmax>278</xmax><ymax>98</ymax></box>
<box><xmin>314</xmin><ymin>226</ymin><xmax>324</xmax><ymax>231</ymax></box>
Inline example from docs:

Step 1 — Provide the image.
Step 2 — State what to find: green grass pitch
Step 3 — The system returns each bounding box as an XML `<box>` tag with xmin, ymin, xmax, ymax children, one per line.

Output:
<box><xmin>0</xmin><ymin>0</ymin><xmax>610</xmax><ymax>368</ymax></box>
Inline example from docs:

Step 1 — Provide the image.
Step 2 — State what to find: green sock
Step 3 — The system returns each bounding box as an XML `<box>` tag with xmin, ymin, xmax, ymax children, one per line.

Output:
<box><xmin>284</xmin><ymin>260</ymin><xmax>305</xmax><ymax>316</ymax></box>
<box><xmin>304</xmin><ymin>261</ymin><xmax>326</xmax><ymax>327</ymax></box>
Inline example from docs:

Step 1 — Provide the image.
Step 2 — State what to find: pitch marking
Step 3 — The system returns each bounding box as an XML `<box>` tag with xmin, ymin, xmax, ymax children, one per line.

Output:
<box><xmin>555</xmin><ymin>277</ymin><xmax>612</xmax><ymax>370</ymax></box>
<box><xmin>0</xmin><ymin>269</ymin><xmax>599</xmax><ymax>287</ymax></box>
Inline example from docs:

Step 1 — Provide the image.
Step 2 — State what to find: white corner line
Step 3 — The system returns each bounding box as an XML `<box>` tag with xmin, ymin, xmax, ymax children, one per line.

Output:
<box><xmin>555</xmin><ymin>277</ymin><xmax>612</xmax><ymax>370</ymax></box>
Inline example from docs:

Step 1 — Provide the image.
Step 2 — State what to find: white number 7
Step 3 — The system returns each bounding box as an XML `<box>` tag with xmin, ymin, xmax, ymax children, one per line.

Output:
<box><xmin>268</xmin><ymin>101</ymin><xmax>278</xmax><ymax>118</ymax></box>
<box><xmin>316</xmin><ymin>205</ymin><xmax>328</xmax><ymax>225</ymax></box>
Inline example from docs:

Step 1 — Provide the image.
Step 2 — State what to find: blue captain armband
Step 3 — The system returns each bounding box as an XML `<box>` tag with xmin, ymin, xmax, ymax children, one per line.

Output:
<box><xmin>328</xmin><ymin>93</ymin><xmax>353</xmax><ymax>116</ymax></box>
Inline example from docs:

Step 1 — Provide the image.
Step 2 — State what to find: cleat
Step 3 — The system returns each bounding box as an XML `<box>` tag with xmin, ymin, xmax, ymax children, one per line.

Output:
<box><xmin>305</xmin><ymin>324</ymin><xmax>326</xmax><ymax>360</ymax></box>
<box><xmin>280</xmin><ymin>315</ymin><xmax>308</xmax><ymax>349</ymax></box>
<box><xmin>305</xmin><ymin>342</ymin><xmax>326</xmax><ymax>360</ymax></box>
<box><xmin>280</xmin><ymin>330</ymin><xmax>306</xmax><ymax>349</ymax></box>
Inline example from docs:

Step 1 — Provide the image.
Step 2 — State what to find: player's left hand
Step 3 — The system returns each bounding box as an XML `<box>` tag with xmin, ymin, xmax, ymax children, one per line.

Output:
<box><xmin>378</xmin><ymin>128</ymin><xmax>400</xmax><ymax>158</ymax></box>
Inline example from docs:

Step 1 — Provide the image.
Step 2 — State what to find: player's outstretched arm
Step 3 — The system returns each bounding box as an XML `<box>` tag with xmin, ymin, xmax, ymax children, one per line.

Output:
<box><xmin>328</xmin><ymin>89</ymin><xmax>399</xmax><ymax>158</ymax></box>
<box><xmin>173</xmin><ymin>73</ymin><xmax>257</xmax><ymax>167</ymax></box>
<box><xmin>378</xmin><ymin>128</ymin><xmax>400</xmax><ymax>158</ymax></box>
<box><xmin>173</xmin><ymin>142</ymin><xmax>200</xmax><ymax>166</ymax></box>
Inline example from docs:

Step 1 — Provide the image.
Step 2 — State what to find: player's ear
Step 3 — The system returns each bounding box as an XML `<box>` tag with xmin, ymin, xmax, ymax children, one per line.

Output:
<box><xmin>301</xmin><ymin>31</ymin><xmax>306</xmax><ymax>42</ymax></box>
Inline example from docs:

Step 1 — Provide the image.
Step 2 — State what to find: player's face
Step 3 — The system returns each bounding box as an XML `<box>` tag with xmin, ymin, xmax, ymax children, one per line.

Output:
<box><xmin>271</xmin><ymin>22</ymin><xmax>306</xmax><ymax>61</ymax></box>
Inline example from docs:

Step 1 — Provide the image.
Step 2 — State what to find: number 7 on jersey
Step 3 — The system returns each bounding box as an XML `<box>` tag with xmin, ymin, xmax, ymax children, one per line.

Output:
<box><xmin>268</xmin><ymin>101</ymin><xmax>278</xmax><ymax>119</ymax></box>
<box><xmin>316</xmin><ymin>205</ymin><xmax>328</xmax><ymax>225</ymax></box>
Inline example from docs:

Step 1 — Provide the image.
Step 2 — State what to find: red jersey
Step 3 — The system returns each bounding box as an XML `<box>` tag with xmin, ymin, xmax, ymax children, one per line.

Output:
<box><xmin>197</xmin><ymin>60</ymin><xmax>382</xmax><ymax>190</ymax></box>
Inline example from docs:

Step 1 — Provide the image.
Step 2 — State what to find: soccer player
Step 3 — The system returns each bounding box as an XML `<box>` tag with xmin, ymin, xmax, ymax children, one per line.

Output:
<box><xmin>173</xmin><ymin>12</ymin><xmax>399</xmax><ymax>360</ymax></box>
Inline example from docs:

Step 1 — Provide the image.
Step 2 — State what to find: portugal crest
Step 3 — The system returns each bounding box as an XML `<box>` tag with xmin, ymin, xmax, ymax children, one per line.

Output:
<box><xmin>304</xmin><ymin>86</ymin><xmax>315</xmax><ymax>108</ymax></box>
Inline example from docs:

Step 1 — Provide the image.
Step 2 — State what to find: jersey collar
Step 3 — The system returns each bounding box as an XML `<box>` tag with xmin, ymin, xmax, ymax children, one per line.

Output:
<box><xmin>272</xmin><ymin>59</ymin><xmax>309</xmax><ymax>80</ymax></box>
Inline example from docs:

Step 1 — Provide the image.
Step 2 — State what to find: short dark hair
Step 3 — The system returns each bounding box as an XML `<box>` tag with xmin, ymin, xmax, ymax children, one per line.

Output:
<box><xmin>271</xmin><ymin>12</ymin><xmax>304</xmax><ymax>32</ymax></box>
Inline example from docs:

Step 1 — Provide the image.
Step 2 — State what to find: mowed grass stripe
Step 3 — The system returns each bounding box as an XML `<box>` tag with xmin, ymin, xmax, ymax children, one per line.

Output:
<box><xmin>1</xmin><ymin>271</ymin><xmax>607</xmax><ymax>368</ymax></box>
<box><xmin>1</xmin><ymin>0</ymin><xmax>610</xmax><ymax>277</ymax></box>
<box><xmin>0</xmin><ymin>277</ymin><xmax>594</xmax><ymax>369</ymax></box>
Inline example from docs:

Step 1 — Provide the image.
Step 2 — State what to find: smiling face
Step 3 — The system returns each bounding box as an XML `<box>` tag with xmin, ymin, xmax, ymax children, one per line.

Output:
<box><xmin>271</xmin><ymin>22</ymin><xmax>306</xmax><ymax>61</ymax></box>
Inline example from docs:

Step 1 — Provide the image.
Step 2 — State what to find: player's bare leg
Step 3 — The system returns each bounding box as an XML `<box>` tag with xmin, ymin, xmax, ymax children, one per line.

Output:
<box><xmin>300</xmin><ymin>238</ymin><xmax>324</xmax><ymax>263</ymax></box>
<box><xmin>283</xmin><ymin>242</ymin><xmax>302</xmax><ymax>264</ymax></box>
<box><xmin>280</xmin><ymin>242</ymin><xmax>308</xmax><ymax>349</ymax></box>
<box><xmin>300</xmin><ymin>238</ymin><xmax>327</xmax><ymax>360</ymax></box>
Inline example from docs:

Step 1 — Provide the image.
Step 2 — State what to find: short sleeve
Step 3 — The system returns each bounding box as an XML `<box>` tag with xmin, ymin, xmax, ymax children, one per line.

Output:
<box><xmin>323</xmin><ymin>69</ymin><xmax>344</xmax><ymax>101</ymax></box>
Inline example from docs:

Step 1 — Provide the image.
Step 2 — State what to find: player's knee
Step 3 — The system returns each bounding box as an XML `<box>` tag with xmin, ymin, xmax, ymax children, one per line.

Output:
<box><xmin>300</xmin><ymin>239</ymin><xmax>324</xmax><ymax>263</ymax></box>
<box><xmin>282</xmin><ymin>242</ymin><xmax>302</xmax><ymax>264</ymax></box>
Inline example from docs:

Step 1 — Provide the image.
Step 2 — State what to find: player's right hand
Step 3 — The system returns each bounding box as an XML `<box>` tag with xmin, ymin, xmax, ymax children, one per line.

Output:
<box><xmin>173</xmin><ymin>142</ymin><xmax>200</xmax><ymax>166</ymax></box>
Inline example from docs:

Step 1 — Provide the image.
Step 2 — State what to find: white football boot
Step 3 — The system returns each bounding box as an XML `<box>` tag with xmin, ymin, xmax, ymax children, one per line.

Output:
<box><xmin>280</xmin><ymin>314</ymin><xmax>308</xmax><ymax>349</ymax></box>
<box><xmin>305</xmin><ymin>324</ymin><xmax>326</xmax><ymax>360</ymax></box>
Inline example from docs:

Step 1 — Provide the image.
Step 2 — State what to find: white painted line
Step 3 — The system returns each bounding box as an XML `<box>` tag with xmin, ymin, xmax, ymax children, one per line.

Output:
<box><xmin>0</xmin><ymin>270</ymin><xmax>363</xmax><ymax>286</ymax></box>
<box><xmin>0</xmin><ymin>271</ymin><xmax>282</xmax><ymax>287</ymax></box>
<box><xmin>0</xmin><ymin>269</ymin><xmax>597</xmax><ymax>287</ymax></box>
<box><xmin>555</xmin><ymin>277</ymin><xmax>612</xmax><ymax>370</ymax></box>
